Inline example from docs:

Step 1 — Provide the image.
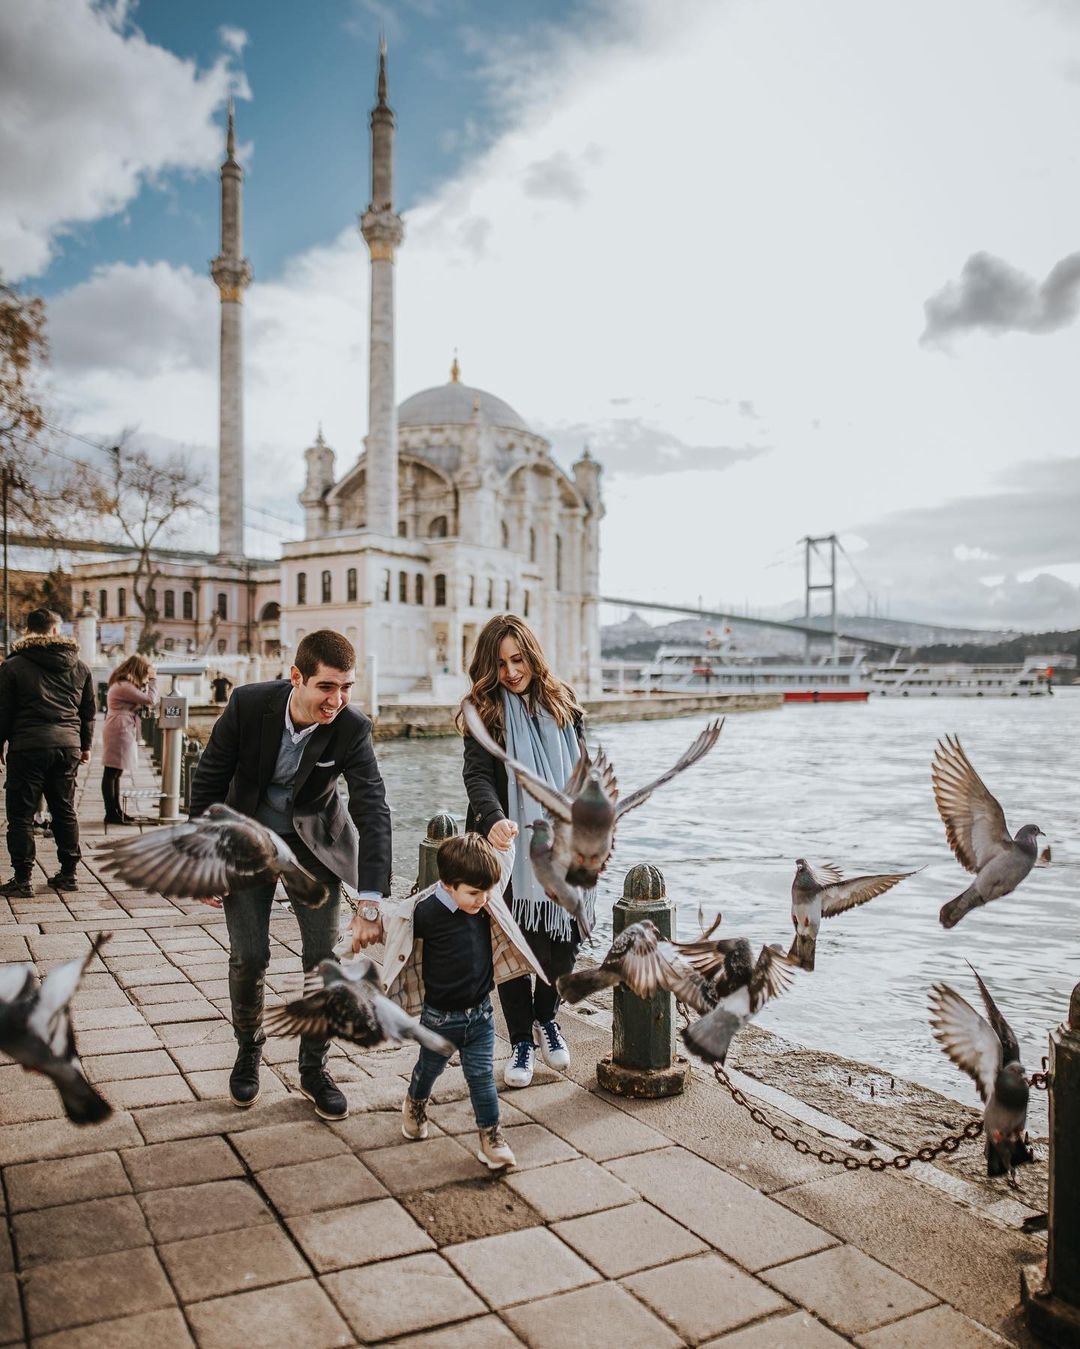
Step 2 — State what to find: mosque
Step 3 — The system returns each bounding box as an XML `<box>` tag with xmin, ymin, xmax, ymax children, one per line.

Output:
<box><xmin>73</xmin><ymin>47</ymin><xmax>604</xmax><ymax>703</ymax></box>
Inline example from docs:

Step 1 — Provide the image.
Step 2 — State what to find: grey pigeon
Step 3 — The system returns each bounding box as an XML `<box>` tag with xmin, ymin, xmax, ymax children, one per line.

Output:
<box><xmin>557</xmin><ymin>919</ymin><xmax>694</xmax><ymax>1004</ymax></box>
<box><xmin>789</xmin><ymin>859</ymin><xmax>916</xmax><ymax>970</ymax></box>
<box><xmin>672</xmin><ymin>934</ymin><xmax>798</xmax><ymax>1065</ymax></box>
<box><xmin>527</xmin><ymin>818</ymin><xmax>592</xmax><ymax>939</ymax></box>
<box><xmin>462</xmin><ymin>700</ymin><xmax>723</xmax><ymax>887</ymax></box>
<box><xmin>932</xmin><ymin>735</ymin><xmax>1044</xmax><ymax>929</ymax></box>
<box><xmin>928</xmin><ymin>968</ymin><xmax>1034</xmax><ymax>1178</ymax></box>
<box><xmin>97</xmin><ymin>802</ymin><xmax>328</xmax><ymax>908</ymax></box>
<box><xmin>0</xmin><ymin>933</ymin><xmax>112</xmax><ymax>1125</ymax></box>
<box><xmin>265</xmin><ymin>957</ymin><xmax>455</xmax><ymax>1056</ymax></box>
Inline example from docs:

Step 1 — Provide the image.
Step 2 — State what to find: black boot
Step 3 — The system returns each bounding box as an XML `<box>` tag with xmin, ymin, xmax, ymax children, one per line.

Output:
<box><xmin>0</xmin><ymin>875</ymin><xmax>33</xmax><ymax>899</ymax></box>
<box><xmin>229</xmin><ymin>1045</ymin><xmax>263</xmax><ymax>1108</ymax></box>
<box><xmin>48</xmin><ymin>870</ymin><xmax>79</xmax><ymax>892</ymax></box>
<box><xmin>299</xmin><ymin>1038</ymin><xmax>347</xmax><ymax>1120</ymax></box>
<box><xmin>103</xmin><ymin>771</ymin><xmax>133</xmax><ymax>825</ymax></box>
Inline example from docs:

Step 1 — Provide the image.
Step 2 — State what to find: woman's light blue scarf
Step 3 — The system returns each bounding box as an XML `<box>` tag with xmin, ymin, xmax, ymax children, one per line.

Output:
<box><xmin>502</xmin><ymin>689</ymin><xmax>594</xmax><ymax>940</ymax></box>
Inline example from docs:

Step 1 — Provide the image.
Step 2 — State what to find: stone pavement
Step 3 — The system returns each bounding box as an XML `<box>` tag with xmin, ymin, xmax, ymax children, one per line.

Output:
<box><xmin>0</xmin><ymin>743</ymin><xmax>1047</xmax><ymax>1347</ymax></box>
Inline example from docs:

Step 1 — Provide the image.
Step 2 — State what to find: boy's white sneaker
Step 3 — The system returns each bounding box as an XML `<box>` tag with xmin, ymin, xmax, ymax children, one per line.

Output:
<box><xmin>535</xmin><ymin>1020</ymin><xmax>571</xmax><ymax>1070</ymax></box>
<box><xmin>477</xmin><ymin>1124</ymin><xmax>516</xmax><ymax>1170</ymax></box>
<box><xmin>503</xmin><ymin>1041</ymin><xmax>535</xmax><ymax>1088</ymax></box>
<box><xmin>401</xmin><ymin>1094</ymin><xmax>429</xmax><ymax>1140</ymax></box>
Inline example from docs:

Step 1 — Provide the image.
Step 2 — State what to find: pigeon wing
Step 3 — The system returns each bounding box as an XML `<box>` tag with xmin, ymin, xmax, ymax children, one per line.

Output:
<box><xmin>97</xmin><ymin>819</ymin><xmax>238</xmax><ymax>897</ymax></box>
<box><xmin>932</xmin><ymin>735</ymin><xmax>1012</xmax><ymax>873</ymax></box>
<box><xmin>461</xmin><ymin>700</ymin><xmax>573</xmax><ymax>822</ymax></box>
<box><xmin>614</xmin><ymin>718</ymin><xmax>723</xmax><ymax>820</ymax></box>
<box><xmin>748</xmin><ymin>945</ymin><xmax>796</xmax><ymax>1009</ymax></box>
<box><xmin>966</xmin><ymin>963</ymin><xmax>1022</xmax><ymax>1067</ymax></box>
<box><xmin>819</xmin><ymin>870</ymin><xmax>915</xmax><ymax>918</ymax></box>
<box><xmin>653</xmin><ymin>942</ymin><xmax>712</xmax><ymax>1013</ymax></box>
<box><xmin>809</xmin><ymin>862</ymin><xmax>845</xmax><ymax>887</ymax></box>
<box><xmin>29</xmin><ymin>933</ymin><xmax>110</xmax><ymax>1057</ymax></box>
<box><xmin>672</xmin><ymin>936</ymin><xmax>750</xmax><ymax>981</ymax></box>
<box><xmin>928</xmin><ymin>982</ymin><xmax>1001</xmax><ymax>1102</ymax></box>
<box><xmin>265</xmin><ymin>985</ymin><xmax>358</xmax><ymax>1043</ymax></box>
<box><xmin>0</xmin><ymin>964</ymin><xmax>35</xmax><ymax>1003</ymax></box>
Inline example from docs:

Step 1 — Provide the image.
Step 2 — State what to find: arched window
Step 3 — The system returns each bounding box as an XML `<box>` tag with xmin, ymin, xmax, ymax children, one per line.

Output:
<box><xmin>555</xmin><ymin>535</ymin><xmax>563</xmax><ymax>591</ymax></box>
<box><xmin>147</xmin><ymin>588</ymin><xmax>157</xmax><ymax>614</ymax></box>
<box><xmin>321</xmin><ymin>570</ymin><xmax>331</xmax><ymax>604</ymax></box>
<box><xmin>528</xmin><ymin>527</ymin><xmax>536</xmax><ymax>563</ymax></box>
<box><xmin>380</xmin><ymin>569</ymin><xmax>391</xmax><ymax>602</ymax></box>
<box><xmin>216</xmin><ymin>593</ymin><xmax>227</xmax><ymax>620</ymax></box>
<box><xmin>346</xmin><ymin>568</ymin><xmax>357</xmax><ymax>602</ymax></box>
<box><xmin>523</xmin><ymin>589</ymin><xmax>530</xmax><ymax>618</ymax></box>
<box><xmin>398</xmin><ymin>520</ymin><xmax>408</xmax><ymax>538</ymax></box>
<box><xmin>182</xmin><ymin>591</ymin><xmax>193</xmax><ymax>620</ymax></box>
<box><xmin>164</xmin><ymin>590</ymin><xmax>175</xmax><ymax>619</ymax></box>
<box><xmin>500</xmin><ymin>520</ymin><xmax>510</xmax><ymax>549</ymax></box>
<box><xmin>468</xmin><ymin>576</ymin><xmax>475</xmax><ymax>607</ymax></box>
<box><xmin>297</xmin><ymin>573</ymin><xmax>307</xmax><ymax>606</ymax></box>
<box><xmin>434</xmin><ymin>574</ymin><xmax>446</xmax><ymax>607</ymax></box>
<box><xmin>429</xmin><ymin>515</ymin><xmax>448</xmax><ymax>538</ymax></box>
<box><xmin>486</xmin><ymin>578</ymin><xmax>494</xmax><ymax>609</ymax></box>
<box><xmin>398</xmin><ymin>571</ymin><xmax>408</xmax><ymax>603</ymax></box>
<box><xmin>97</xmin><ymin>590</ymin><xmax>107</xmax><ymax>618</ymax></box>
<box><xmin>504</xmin><ymin>580</ymin><xmax>511</xmax><ymax>609</ymax></box>
<box><xmin>117</xmin><ymin>587</ymin><xmax>126</xmax><ymax>617</ymax></box>
<box><xmin>415</xmin><ymin>574</ymin><xmax>424</xmax><ymax>605</ymax></box>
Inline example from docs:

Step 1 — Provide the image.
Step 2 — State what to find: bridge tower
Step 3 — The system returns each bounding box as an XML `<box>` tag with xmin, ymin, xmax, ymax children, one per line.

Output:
<box><xmin>803</xmin><ymin>534</ymin><xmax>839</xmax><ymax>662</ymax></box>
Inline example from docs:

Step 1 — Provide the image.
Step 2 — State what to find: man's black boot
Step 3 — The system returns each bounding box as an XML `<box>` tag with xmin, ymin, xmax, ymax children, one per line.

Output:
<box><xmin>229</xmin><ymin>1046</ymin><xmax>263</xmax><ymax>1108</ymax></box>
<box><xmin>48</xmin><ymin>870</ymin><xmax>79</xmax><ymax>892</ymax></box>
<box><xmin>0</xmin><ymin>876</ymin><xmax>33</xmax><ymax>899</ymax></box>
<box><xmin>299</xmin><ymin>1068</ymin><xmax>348</xmax><ymax>1121</ymax></box>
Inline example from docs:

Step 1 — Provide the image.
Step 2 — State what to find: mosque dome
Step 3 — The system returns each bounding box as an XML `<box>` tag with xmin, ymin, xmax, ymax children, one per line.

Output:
<box><xmin>397</xmin><ymin>359</ymin><xmax>531</xmax><ymax>434</ymax></box>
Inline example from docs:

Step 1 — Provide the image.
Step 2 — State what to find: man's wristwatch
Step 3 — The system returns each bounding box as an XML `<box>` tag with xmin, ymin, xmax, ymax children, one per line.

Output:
<box><xmin>359</xmin><ymin>903</ymin><xmax>381</xmax><ymax>923</ymax></box>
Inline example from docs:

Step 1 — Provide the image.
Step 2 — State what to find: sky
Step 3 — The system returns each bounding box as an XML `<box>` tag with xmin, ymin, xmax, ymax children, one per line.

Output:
<box><xmin>2</xmin><ymin>0</ymin><xmax>1080</xmax><ymax>630</ymax></box>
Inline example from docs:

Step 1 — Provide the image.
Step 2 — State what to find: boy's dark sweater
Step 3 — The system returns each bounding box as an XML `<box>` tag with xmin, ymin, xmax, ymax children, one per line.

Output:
<box><xmin>414</xmin><ymin>890</ymin><xmax>494</xmax><ymax>1011</ymax></box>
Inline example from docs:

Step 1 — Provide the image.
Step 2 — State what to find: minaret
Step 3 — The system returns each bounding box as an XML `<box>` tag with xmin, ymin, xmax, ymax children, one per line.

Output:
<box><xmin>210</xmin><ymin>99</ymin><xmax>252</xmax><ymax>559</ymax></box>
<box><xmin>359</xmin><ymin>39</ymin><xmax>404</xmax><ymax>536</ymax></box>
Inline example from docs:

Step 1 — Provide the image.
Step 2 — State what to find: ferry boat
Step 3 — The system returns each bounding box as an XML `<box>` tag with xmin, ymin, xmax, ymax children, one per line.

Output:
<box><xmin>865</xmin><ymin>656</ymin><xmax>1055</xmax><ymax>697</ymax></box>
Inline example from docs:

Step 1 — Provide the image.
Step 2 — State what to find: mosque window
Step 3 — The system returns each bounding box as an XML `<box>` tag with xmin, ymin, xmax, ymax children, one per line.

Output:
<box><xmin>381</xmin><ymin>570</ymin><xmax>391</xmax><ymax>602</ymax></box>
<box><xmin>182</xmin><ymin>591</ymin><xmax>193</xmax><ymax>620</ymax></box>
<box><xmin>164</xmin><ymin>590</ymin><xmax>175</xmax><ymax>619</ymax></box>
<box><xmin>217</xmin><ymin>593</ymin><xmax>228</xmax><ymax>620</ymax></box>
<box><xmin>555</xmin><ymin>536</ymin><xmax>563</xmax><ymax>591</ymax></box>
<box><xmin>528</xmin><ymin>528</ymin><xmax>536</xmax><ymax>563</ymax></box>
<box><xmin>297</xmin><ymin>573</ymin><xmax>307</xmax><ymax>605</ymax></box>
<box><xmin>347</xmin><ymin>568</ymin><xmax>357</xmax><ymax>602</ymax></box>
<box><xmin>98</xmin><ymin>590</ymin><xmax>107</xmax><ymax>618</ymax></box>
<box><xmin>429</xmin><ymin>515</ymin><xmax>448</xmax><ymax>538</ymax></box>
<box><xmin>434</xmin><ymin>574</ymin><xmax>446</xmax><ymax>607</ymax></box>
<box><xmin>148</xmin><ymin>588</ymin><xmax>157</xmax><ymax>614</ymax></box>
<box><xmin>321</xmin><ymin>571</ymin><xmax>332</xmax><ymax>604</ymax></box>
<box><xmin>415</xmin><ymin>574</ymin><xmax>424</xmax><ymax>605</ymax></box>
<box><xmin>398</xmin><ymin>521</ymin><xmax>408</xmax><ymax>537</ymax></box>
<box><xmin>486</xmin><ymin>578</ymin><xmax>494</xmax><ymax>609</ymax></box>
<box><xmin>504</xmin><ymin>580</ymin><xmax>511</xmax><ymax>609</ymax></box>
<box><xmin>118</xmin><ymin>587</ymin><xmax>126</xmax><ymax>617</ymax></box>
<box><xmin>500</xmin><ymin>520</ymin><xmax>509</xmax><ymax>549</ymax></box>
<box><xmin>398</xmin><ymin>571</ymin><xmax>408</xmax><ymax>603</ymax></box>
<box><xmin>523</xmin><ymin>589</ymin><xmax>530</xmax><ymax>618</ymax></box>
<box><xmin>468</xmin><ymin>576</ymin><xmax>475</xmax><ymax>607</ymax></box>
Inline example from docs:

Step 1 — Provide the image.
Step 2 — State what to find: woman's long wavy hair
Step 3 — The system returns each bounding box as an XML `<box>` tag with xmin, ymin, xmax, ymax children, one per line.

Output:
<box><xmin>459</xmin><ymin>613</ymin><xmax>581</xmax><ymax>742</ymax></box>
<box><xmin>108</xmin><ymin>655</ymin><xmax>152</xmax><ymax>688</ymax></box>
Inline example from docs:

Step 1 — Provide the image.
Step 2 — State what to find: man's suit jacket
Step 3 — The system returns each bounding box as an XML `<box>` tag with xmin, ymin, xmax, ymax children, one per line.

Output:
<box><xmin>190</xmin><ymin>680</ymin><xmax>392</xmax><ymax>894</ymax></box>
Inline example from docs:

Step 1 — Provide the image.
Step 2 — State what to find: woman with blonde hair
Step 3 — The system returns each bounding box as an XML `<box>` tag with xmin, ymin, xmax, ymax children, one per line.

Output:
<box><xmin>461</xmin><ymin>613</ymin><xmax>589</xmax><ymax>1088</ymax></box>
<box><xmin>101</xmin><ymin>654</ymin><xmax>157</xmax><ymax>824</ymax></box>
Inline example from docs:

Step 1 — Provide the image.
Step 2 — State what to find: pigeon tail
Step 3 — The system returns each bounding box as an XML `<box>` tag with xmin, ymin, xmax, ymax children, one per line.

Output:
<box><xmin>681</xmin><ymin>1007</ymin><xmax>742</xmax><ymax>1065</ymax></box>
<box><xmin>939</xmin><ymin>883</ymin><xmax>984</xmax><ymax>929</ymax></box>
<box><xmin>557</xmin><ymin>967</ymin><xmax>618</xmax><ymax>1004</ymax></box>
<box><xmin>788</xmin><ymin>932</ymin><xmax>816</xmax><ymax>972</ymax></box>
<box><xmin>410</xmin><ymin>1022</ymin><xmax>456</xmax><ymax>1057</ymax></box>
<box><xmin>279</xmin><ymin>862</ymin><xmax>329</xmax><ymax>909</ymax></box>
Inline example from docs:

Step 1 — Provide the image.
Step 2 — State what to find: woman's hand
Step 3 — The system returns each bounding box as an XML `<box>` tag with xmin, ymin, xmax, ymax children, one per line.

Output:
<box><xmin>487</xmin><ymin>819</ymin><xmax>518</xmax><ymax>850</ymax></box>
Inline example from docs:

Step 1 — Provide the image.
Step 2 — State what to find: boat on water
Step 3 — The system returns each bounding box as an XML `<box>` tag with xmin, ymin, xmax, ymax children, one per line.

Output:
<box><xmin>864</xmin><ymin>656</ymin><xmax>1056</xmax><ymax>698</ymax></box>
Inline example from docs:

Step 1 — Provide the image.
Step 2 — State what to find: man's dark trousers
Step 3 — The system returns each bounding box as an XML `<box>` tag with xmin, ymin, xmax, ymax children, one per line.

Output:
<box><xmin>223</xmin><ymin>832</ymin><xmax>341</xmax><ymax>1073</ymax></box>
<box><xmin>5</xmin><ymin>747</ymin><xmax>81</xmax><ymax>877</ymax></box>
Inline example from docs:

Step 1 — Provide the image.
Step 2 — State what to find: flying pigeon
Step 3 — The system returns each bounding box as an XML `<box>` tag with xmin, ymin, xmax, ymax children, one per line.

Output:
<box><xmin>462</xmin><ymin>700</ymin><xmax>723</xmax><ymax>887</ymax></box>
<box><xmin>96</xmin><ymin>802</ymin><xmax>328</xmax><ymax>908</ymax></box>
<box><xmin>928</xmin><ymin>968</ymin><xmax>1034</xmax><ymax>1178</ymax></box>
<box><xmin>932</xmin><ymin>735</ymin><xmax>1044</xmax><ymax>929</ymax></box>
<box><xmin>557</xmin><ymin>919</ymin><xmax>693</xmax><ymax>1004</ymax></box>
<box><xmin>789</xmin><ymin>859</ymin><xmax>917</xmax><ymax>970</ymax></box>
<box><xmin>0</xmin><ymin>933</ymin><xmax>112</xmax><ymax>1125</ymax></box>
<box><xmin>265</xmin><ymin>957</ymin><xmax>455</xmax><ymax>1056</ymax></box>
<box><xmin>672</xmin><ymin>933</ymin><xmax>798</xmax><ymax>1065</ymax></box>
<box><xmin>527</xmin><ymin>818</ymin><xmax>593</xmax><ymax>939</ymax></box>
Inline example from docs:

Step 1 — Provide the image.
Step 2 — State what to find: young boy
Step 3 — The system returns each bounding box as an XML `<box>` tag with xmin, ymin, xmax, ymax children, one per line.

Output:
<box><xmin>380</xmin><ymin>827</ymin><xmax>545</xmax><ymax>1170</ymax></box>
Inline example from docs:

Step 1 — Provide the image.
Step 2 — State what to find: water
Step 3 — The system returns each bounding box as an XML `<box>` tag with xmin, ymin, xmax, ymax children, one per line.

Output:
<box><xmin>375</xmin><ymin>690</ymin><xmax>1080</xmax><ymax>1110</ymax></box>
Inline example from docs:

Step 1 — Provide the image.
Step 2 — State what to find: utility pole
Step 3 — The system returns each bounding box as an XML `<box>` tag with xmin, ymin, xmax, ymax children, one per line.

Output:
<box><xmin>803</xmin><ymin>534</ymin><xmax>839</xmax><ymax>663</ymax></box>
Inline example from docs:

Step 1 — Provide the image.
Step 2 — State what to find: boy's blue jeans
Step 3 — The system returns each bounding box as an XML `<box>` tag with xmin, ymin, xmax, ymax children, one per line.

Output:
<box><xmin>408</xmin><ymin>996</ymin><xmax>499</xmax><ymax>1129</ymax></box>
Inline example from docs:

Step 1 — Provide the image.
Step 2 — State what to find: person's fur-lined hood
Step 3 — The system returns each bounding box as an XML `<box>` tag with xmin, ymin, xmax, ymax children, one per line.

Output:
<box><xmin>7</xmin><ymin>632</ymin><xmax>83</xmax><ymax>673</ymax></box>
<box><xmin>9</xmin><ymin>633</ymin><xmax>79</xmax><ymax>654</ymax></box>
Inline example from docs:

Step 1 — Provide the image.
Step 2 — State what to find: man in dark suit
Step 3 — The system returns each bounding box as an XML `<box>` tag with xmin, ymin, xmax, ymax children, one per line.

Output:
<box><xmin>190</xmin><ymin>629</ymin><xmax>392</xmax><ymax>1120</ymax></box>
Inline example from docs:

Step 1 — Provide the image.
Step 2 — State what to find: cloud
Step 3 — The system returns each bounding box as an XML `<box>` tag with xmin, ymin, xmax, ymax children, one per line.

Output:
<box><xmin>921</xmin><ymin>250</ymin><xmax>1080</xmax><ymax>345</ymax></box>
<box><xmin>0</xmin><ymin>0</ymin><xmax>244</xmax><ymax>279</ymax></box>
<box><xmin>522</xmin><ymin>146</ymin><xmax>603</xmax><ymax>205</ymax></box>
<box><xmin>218</xmin><ymin>26</ymin><xmax>248</xmax><ymax>56</ymax></box>
<box><xmin>541</xmin><ymin>417</ymin><xmax>771</xmax><ymax>478</ymax></box>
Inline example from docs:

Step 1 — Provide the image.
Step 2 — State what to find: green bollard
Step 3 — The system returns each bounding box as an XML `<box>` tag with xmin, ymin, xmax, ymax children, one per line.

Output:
<box><xmin>417</xmin><ymin>813</ymin><xmax>458</xmax><ymax>892</ymax></box>
<box><xmin>1024</xmin><ymin>982</ymin><xmax>1080</xmax><ymax>1347</ymax></box>
<box><xmin>595</xmin><ymin>863</ymin><xmax>690</xmax><ymax>1099</ymax></box>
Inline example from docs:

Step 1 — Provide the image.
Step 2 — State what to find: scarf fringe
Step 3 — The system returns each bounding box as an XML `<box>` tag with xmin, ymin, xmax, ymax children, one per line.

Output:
<box><xmin>511</xmin><ymin>887</ymin><xmax>596</xmax><ymax>942</ymax></box>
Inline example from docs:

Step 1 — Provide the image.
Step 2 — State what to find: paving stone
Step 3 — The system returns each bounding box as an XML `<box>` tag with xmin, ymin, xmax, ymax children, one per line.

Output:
<box><xmin>23</xmin><ymin>1246</ymin><xmax>175</xmax><ymax>1337</ymax></box>
<box><xmin>506</xmin><ymin>1157</ymin><xmax>636</xmax><ymax>1221</ymax></box>
<box><xmin>363</xmin><ymin>1135</ymin><xmax>484</xmax><ymax>1193</ymax></box>
<box><xmin>185</xmin><ymin>1279</ymin><xmax>352</xmax><ymax>1349</ymax></box>
<box><xmin>430</xmin><ymin>1095</ymin><xmax>532</xmax><ymax>1134</ymax></box>
<box><xmin>702</xmin><ymin>1311</ymin><xmax>850</xmax><ymax>1346</ymax></box>
<box><xmin>140</xmin><ymin>1178</ymin><xmax>273</xmax><ymax>1242</ymax></box>
<box><xmin>553</xmin><ymin>1200</ymin><xmax>707</xmax><ymax>1278</ymax></box>
<box><xmin>75</xmin><ymin>1025</ymin><xmax>161</xmax><ymax>1055</ymax></box>
<box><xmin>275</xmin><ymin>1058</ymin><xmax>370</xmax><ymax>1089</ymax></box>
<box><xmin>129</xmin><ymin>981</ymin><xmax>202</xmax><ymax>1006</ymax></box>
<box><xmin>140</xmin><ymin>998</ymin><xmax>218</xmax><ymax>1024</ymax></box>
<box><xmin>257</xmin><ymin>1153</ymin><xmax>386</xmax><ymax>1216</ymax></box>
<box><xmin>103</xmin><ymin>1075</ymin><xmax>195</xmax><ymax>1109</ymax></box>
<box><xmin>33</xmin><ymin>1307</ymin><xmax>194</xmax><ymax>1348</ymax></box>
<box><xmin>502</xmin><ymin>1279</ymin><xmax>683</xmax><ymax>1348</ymax></box>
<box><xmin>0</xmin><ymin>1085</ymin><xmax>73</xmax><ymax>1125</ymax></box>
<box><xmin>338</xmin><ymin>1075</ymin><xmax>417</xmax><ymax>1112</ymax></box>
<box><xmin>159</xmin><ymin>1224</ymin><xmax>309</xmax><ymax>1302</ymax></box>
<box><xmin>855</xmin><ymin>1304</ymin><xmax>1012</xmax><ymax>1348</ymax></box>
<box><xmin>384</xmin><ymin>1315</ymin><xmax>523</xmax><ymax>1348</ymax></box>
<box><xmin>153</xmin><ymin>1019</ymin><xmax>234</xmax><ymax>1047</ymax></box>
<box><xmin>443</xmin><ymin>1227</ymin><xmax>600</xmax><ymax>1308</ymax></box>
<box><xmin>0</xmin><ymin>1274</ymin><xmax>21</xmax><ymax>1346</ymax></box>
<box><xmin>230</xmin><ymin>1120</ymin><xmax>348</xmax><ymax>1171</ymax></box>
<box><xmin>115</xmin><ymin>964</ymin><xmax>190</xmax><ymax>988</ymax></box>
<box><xmin>607</xmin><ymin>1147</ymin><xmax>836</xmax><ymax>1271</ymax></box>
<box><xmin>624</xmin><ymin>1251</ymin><xmax>790</xmax><ymax>1342</ymax></box>
<box><xmin>401</xmin><ymin>1177</ymin><xmax>542</xmax><ymax>1245</ymax></box>
<box><xmin>190</xmin><ymin>978</ymin><xmax>230</xmax><ymax>999</ymax></box>
<box><xmin>762</xmin><ymin>1246</ymin><xmax>938</xmax><ymax>1337</ymax></box>
<box><xmin>324</xmin><ymin>1250</ymin><xmax>486</xmax><ymax>1341</ymax></box>
<box><xmin>14</xmin><ymin>1193</ymin><xmax>151</xmax><ymax>1266</ymax></box>
<box><xmin>498</xmin><ymin>1122</ymin><xmax>580</xmax><ymax>1171</ymax></box>
<box><xmin>134</xmin><ymin>1094</ymin><xmax>309</xmax><ymax>1144</ymax></box>
<box><xmin>167</xmin><ymin>1040</ymin><xmax>240</xmax><ymax>1072</ymax></box>
<box><xmin>288</xmin><ymin>1197</ymin><xmax>433</xmax><ymax>1271</ymax></box>
<box><xmin>0</xmin><ymin>1110</ymin><xmax>141</xmax><ymax>1165</ymax></box>
<box><xmin>70</xmin><ymin>987</ymin><xmax>131</xmax><ymax>1008</ymax></box>
<box><xmin>5</xmin><ymin>1150</ymin><xmax>130</xmax><ymax>1211</ymax></box>
<box><xmin>0</xmin><ymin>1229</ymin><xmax>10</xmax><ymax>1274</ymax></box>
<box><xmin>330</xmin><ymin>1108</ymin><xmax>439</xmax><ymax>1152</ymax></box>
<box><xmin>187</xmin><ymin>1066</ymin><xmax>289</xmax><ymax>1102</ymax></box>
<box><xmin>83</xmin><ymin>1049</ymin><xmax>177</xmax><ymax>1081</ymax></box>
<box><xmin>513</xmin><ymin>1079</ymin><xmax>671</xmax><ymax>1160</ymax></box>
<box><xmin>121</xmin><ymin>1135</ymin><xmax>243</xmax><ymax>1191</ymax></box>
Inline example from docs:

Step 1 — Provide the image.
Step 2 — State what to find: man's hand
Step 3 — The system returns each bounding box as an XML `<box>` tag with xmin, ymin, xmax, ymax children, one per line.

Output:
<box><xmin>349</xmin><ymin>908</ymin><xmax>384</xmax><ymax>951</ymax></box>
<box><xmin>487</xmin><ymin>819</ymin><xmax>518</xmax><ymax>850</ymax></box>
<box><xmin>196</xmin><ymin>896</ymin><xmax>224</xmax><ymax>909</ymax></box>
<box><xmin>79</xmin><ymin>751</ymin><xmax>91</xmax><ymax>765</ymax></box>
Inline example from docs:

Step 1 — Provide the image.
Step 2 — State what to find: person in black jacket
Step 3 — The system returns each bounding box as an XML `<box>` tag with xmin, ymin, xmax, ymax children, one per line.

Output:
<box><xmin>460</xmin><ymin>613</ymin><xmax>587</xmax><ymax>1089</ymax></box>
<box><xmin>0</xmin><ymin>609</ymin><xmax>96</xmax><ymax>897</ymax></box>
<box><xmin>189</xmin><ymin>628</ymin><xmax>392</xmax><ymax>1121</ymax></box>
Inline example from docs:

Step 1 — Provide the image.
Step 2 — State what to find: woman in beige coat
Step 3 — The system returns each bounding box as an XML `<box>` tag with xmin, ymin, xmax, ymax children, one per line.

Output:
<box><xmin>101</xmin><ymin>655</ymin><xmax>157</xmax><ymax>823</ymax></box>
